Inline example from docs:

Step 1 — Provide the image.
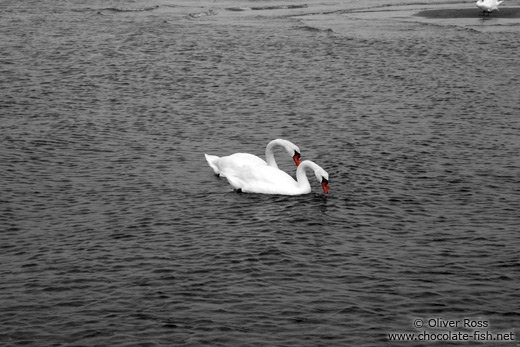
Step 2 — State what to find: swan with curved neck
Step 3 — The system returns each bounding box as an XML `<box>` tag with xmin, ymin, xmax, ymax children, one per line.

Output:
<box><xmin>204</xmin><ymin>139</ymin><xmax>301</xmax><ymax>177</ymax></box>
<box><xmin>224</xmin><ymin>160</ymin><xmax>329</xmax><ymax>195</ymax></box>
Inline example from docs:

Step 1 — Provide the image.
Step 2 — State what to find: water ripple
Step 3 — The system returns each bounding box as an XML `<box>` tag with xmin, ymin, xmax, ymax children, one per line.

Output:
<box><xmin>1</xmin><ymin>0</ymin><xmax>519</xmax><ymax>346</ymax></box>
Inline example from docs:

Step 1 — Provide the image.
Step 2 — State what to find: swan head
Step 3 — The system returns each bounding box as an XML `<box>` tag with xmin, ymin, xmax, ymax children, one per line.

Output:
<box><xmin>293</xmin><ymin>151</ymin><xmax>301</xmax><ymax>166</ymax></box>
<box><xmin>321</xmin><ymin>177</ymin><xmax>329</xmax><ymax>194</ymax></box>
<box><xmin>280</xmin><ymin>140</ymin><xmax>300</xmax><ymax>166</ymax></box>
<box><xmin>314</xmin><ymin>166</ymin><xmax>329</xmax><ymax>194</ymax></box>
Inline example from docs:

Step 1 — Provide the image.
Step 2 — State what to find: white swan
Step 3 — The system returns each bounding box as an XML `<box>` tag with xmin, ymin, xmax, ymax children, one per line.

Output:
<box><xmin>476</xmin><ymin>0</ymin><xmax>503</xmax><ymax>14</ymax></box>
<box><xmin>204</xmin><ymin>139</ymin><xmax>301</xmax><ymax>177</ymax></box>
<box><xmin>224</xmin><ymin>160</ymin><xmax>329</xmax><ymax>195</ymax></box>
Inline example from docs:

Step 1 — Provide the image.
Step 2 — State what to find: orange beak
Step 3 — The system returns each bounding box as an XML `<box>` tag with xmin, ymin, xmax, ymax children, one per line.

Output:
<box><xmin>293</xmin><ymin>152</ymin><xmax>301</xmax><ymax>166</ymax></box>
<box><xmin>321</xmin><ymin>178</ymin><xmax>328</xmax><ymax>194</ymax></box>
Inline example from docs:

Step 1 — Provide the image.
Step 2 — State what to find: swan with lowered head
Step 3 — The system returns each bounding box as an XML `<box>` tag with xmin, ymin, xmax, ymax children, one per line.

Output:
<box><xmin>224</xmin><ymin>160</ymin><xmax>329</xmax><ymax>195</ymax></box>
<box><xmin>204</xmin><ymin>139</ymin><xmax>301</xmax><ymax>177</ymax></box>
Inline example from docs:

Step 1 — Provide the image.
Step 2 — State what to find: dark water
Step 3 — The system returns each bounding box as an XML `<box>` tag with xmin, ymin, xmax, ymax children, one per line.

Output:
<box><xmin>1</xmin><ymin>0</ymin><xmax>519</xmax><ymax>346</ymax></box>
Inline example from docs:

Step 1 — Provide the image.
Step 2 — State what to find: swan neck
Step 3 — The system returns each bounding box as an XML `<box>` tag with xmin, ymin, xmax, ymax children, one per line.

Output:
<box><xmin>265</xmin><ymin>140</ymin><xmax>281</xmax><ymax>168</ymax></box>
<box><xmin>295</xmin><ymin>161</ymin><xmax>312</xmax><ymax>188</ymax></box>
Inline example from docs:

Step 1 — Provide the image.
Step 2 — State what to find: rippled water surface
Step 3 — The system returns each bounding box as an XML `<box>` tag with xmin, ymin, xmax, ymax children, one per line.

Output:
<box><xmin>1</xmin><ymin>0</ymin><xmax>519</xmax><ymax>346</ymax></box>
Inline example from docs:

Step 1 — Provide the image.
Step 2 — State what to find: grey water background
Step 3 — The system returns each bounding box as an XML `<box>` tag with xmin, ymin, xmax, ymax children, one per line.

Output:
<box><xmin>1</xmin><ymin>0</ymin><xmax>519</xmax><ymax>346</ymax></box>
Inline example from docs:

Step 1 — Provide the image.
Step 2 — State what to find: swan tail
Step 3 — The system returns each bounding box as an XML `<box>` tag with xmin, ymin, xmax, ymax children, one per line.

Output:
<box><xmin>204</xmin><ymin>154</ymin><xmax>221</xmax><ymax>175</ymax></box>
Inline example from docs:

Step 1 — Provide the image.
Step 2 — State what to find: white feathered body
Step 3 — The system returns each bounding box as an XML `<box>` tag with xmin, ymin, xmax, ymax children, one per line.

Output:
<box><xmin>476</xmin><ymin>0</ymin><xmax>504</xmax><ymax>12</ymax></box>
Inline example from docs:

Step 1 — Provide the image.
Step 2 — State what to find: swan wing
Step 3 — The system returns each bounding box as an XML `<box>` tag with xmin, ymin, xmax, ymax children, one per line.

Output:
<box><xmin>220</xmin><ymin>153</ymin><xmax>267</xmax><ymax>168</ymax></box>
<box><xmin>205</xmin><ymin>153</ymin><xmax>267</xmax><ymax>177</ymax></box>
